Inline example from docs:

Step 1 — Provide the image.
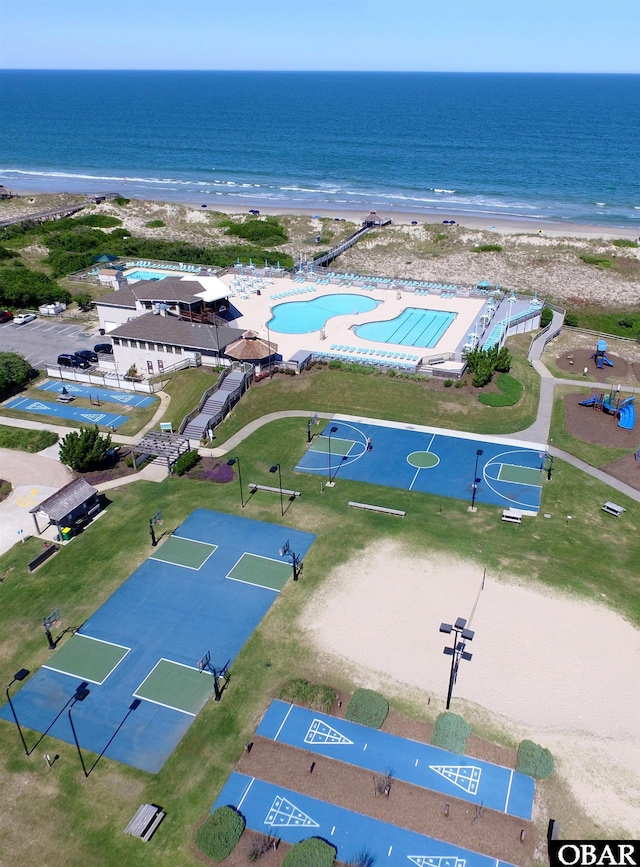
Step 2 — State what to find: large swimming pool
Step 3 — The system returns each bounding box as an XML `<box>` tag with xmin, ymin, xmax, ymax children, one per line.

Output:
<box><xmin>354</xmin><ymin>308</ymin><xmax>456</xmax><ymax>348</ymax></box>
<box><xmin>268</xmin><ymin>294</ymin><xmax>379</xmax><ymax>334</ymax></box>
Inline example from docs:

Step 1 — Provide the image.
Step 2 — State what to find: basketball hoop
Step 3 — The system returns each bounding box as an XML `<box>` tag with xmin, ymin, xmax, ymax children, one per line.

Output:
<box><xmin>43</xmin><ymin>608</ymin><xmax>61</xmax><ymax>630</ymax></box>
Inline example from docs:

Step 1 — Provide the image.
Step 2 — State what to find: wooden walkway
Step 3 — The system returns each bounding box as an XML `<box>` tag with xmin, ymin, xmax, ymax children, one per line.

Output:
<box><xmin>0</xmin><ymin>193</ymin><xmax>121</xmax><ymax>229</ymax></box>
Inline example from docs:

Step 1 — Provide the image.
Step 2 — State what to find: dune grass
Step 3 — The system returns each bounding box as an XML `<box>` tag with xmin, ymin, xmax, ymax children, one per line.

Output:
<box><xmin>0</xmin><ymin>425</ymin><xmax>58</xmax><ymax>452</ymax></box>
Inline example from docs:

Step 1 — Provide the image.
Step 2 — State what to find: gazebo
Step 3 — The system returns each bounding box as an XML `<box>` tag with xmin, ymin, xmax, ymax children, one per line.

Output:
<box><xmin>224</xmin><ymin>330</ymin><xmax>278</xmax><ymax>363</ymax></box>
<box><xmin>29</xmin><ymin>478</ymin><xmax>100</xmax><ymax>540</ymax></box>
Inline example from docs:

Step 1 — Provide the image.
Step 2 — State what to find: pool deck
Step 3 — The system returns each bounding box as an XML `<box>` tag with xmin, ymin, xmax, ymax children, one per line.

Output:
<box><xmin>218</xmin><ymin>272</ymin><xmax>486</xmax><ymax>365</ymax></box>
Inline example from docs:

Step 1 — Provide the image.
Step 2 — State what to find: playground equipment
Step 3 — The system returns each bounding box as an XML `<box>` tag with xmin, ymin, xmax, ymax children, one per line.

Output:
<box><xmin>591</xmin><ymin>339</ymin><xmax>614</xmax><ymax>369</ymax></box>
<box><xmin>579</xmin><ymin>392</ymin><xmax>635</xmax><ymax>429</ymax></box>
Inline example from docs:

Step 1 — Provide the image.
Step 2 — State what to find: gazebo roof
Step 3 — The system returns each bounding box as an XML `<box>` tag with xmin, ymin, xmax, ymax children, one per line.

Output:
<box><xmin>224</xmin><ymin>330</ymin><xmax>277</xmax><ymax>360</ymax></box>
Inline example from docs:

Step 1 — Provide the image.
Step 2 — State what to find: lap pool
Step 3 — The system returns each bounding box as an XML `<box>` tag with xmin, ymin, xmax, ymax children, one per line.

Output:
<box><xmin>268</xmin><ymin>294</ymin><xmax>379</xmax><ymax>334</ymax></box>
<box><xmin>354</xmin><ymin>307</ymin><xmax>456</xmax><ymax>348</ymax></box>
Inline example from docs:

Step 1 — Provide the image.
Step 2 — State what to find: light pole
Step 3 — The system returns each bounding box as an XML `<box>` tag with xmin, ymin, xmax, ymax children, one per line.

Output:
<box><xmin>439</xmin><ymin>617</ymin><xmax>474</xmax><ymax>710</ymax></box>
<box><xmin>226</xmin><ymin>456</ymin><xmax>244</xmax><ymax>507</ymax></box>
<box><xmin>86</xmin><ymin>698</ymin><xmax>141</xmax><ymax>776</ymax></box>
<box><xmin>269</xmin><ymin>464</ymin><xmax>284</xmax><ymax>516</ymax></box>
<box><xmin>68</xmin><ymin>686</ymin><xmax>90</xmax><ymax>777</ymax></box>
<box><xmin>327</xmin><ymin>425</ymin><xmax>338</xmax><ymax>487</ymax></box>
<box><xmin>470</xmin><ymin>449</ymin><xmax>483</xmax><ymax>511</ymax></box>
<box><xmin>6</xmin><ymin>669</ymin><xmax>30</xmax><ymax>755</ymax></box>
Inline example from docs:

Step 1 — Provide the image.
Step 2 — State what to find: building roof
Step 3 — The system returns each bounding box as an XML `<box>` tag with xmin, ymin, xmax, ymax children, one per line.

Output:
<box><xmin>95</xmin><ymin>285</ymin><xmax>138</xmax><ymax>309</ymax></box>
<box><xmin>109</xmin><ymin>312</ymin><xmax>241</xmax><ymax>352</ymax></box>
<box><xmin>224</xmin><ymin>330</ymin><xmax>277</xmax><ymax>360</ymax></box>
<box><xmin>96</xmin><ymin>276</ymin><xmax>229</xmax><ymax>309</ymax></box>
<box><xmin>29</xmin><ymin>478</ymin><xmax>98</xmax><ymax>521</ymax></box>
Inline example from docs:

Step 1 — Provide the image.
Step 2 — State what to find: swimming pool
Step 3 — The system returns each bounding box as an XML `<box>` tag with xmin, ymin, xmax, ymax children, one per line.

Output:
<box><xmin>354</xmin><ymin>308</ymin><xmax>456</xmax><ymax>348</ymax></box>
<box><xmin>125</xmin><ymin>270</ymin><xmax>170</xmax><ymax>281</ymax></box>
<box><xmin>268</xmin><ymin>294</ymin><xmax>379</xmax><ymax>334</ymax></box>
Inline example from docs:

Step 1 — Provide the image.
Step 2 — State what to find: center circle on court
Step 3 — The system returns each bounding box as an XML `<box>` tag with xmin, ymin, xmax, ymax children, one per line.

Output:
<box><xmin>407</xmin><ymin>450</ymin><xmax>440</xmax><ymax>469</ymax></box>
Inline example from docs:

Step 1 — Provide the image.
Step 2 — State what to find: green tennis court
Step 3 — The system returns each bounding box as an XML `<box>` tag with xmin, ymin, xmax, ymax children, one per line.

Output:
<box><xmin>133</xmin><ymin>659</ymin><xmax>216</xmax><ymax>715</ymax></box>
<box><xmin>227</xmin><ymin>553</ymin><xmax>293</xmax><ymax>592</ymax></box>
<box><xmin>498</xmin><ymin>464</ymin><xmax>544</xmax><ymax>487</ymax></box>
<box><xmin>43</xmin><ymin>634</ymin><xmax>130</xmax><ymax>684</ymax></box>
<box><xmin>310</xmin><ymin>435</ymin><xmax>354</xmax><ymax>457</ymax></box>
<box><xmin>150</xmin><ymin>535</ymin><xmax>217</xmax><ymax>569</ymax></box>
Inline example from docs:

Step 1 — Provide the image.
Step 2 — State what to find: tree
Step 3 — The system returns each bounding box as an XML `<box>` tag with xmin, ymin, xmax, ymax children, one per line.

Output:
<box><xmin>59</xmin><ymin>425</ymin><xmax>112</xmax><ymax>472</ymax></box>
<box><xmin>0</xmin><ymin>352</ymin><xmax>33</xmax><ymax>395</ymax></box>
<box><xmin>74</xmin><ymin>292</ymin><xmax>93</xmax><ymax>311</ymax></box>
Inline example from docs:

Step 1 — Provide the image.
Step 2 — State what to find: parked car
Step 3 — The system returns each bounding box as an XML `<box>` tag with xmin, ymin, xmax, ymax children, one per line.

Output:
<box><xmin>0</xmin><ymin>310</ymin><xmax>13</xmax><ymax>323</ymax></box>
<box><xmin>75</xmin><ymin>348</ymin><xmax>98</xmax><ymax>363</ymax></box>
<box><xmin>94</xmin><ymin>342</ymin><xmax>113</xmax><ymax>354</ymax></box>
<box><xmin>57</xmin><ymin>353</ymin><xmax>90</xmax><ymax>369</ymax></box>
<box><xmin>13</xmin><ymin>312</ymin><xmax>36</xmax><ymax>325</ymax></box>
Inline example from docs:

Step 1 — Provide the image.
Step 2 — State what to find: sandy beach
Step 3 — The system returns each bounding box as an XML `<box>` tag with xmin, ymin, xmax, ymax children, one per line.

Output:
<box><xmin>300</xmin><ymin>542</ymin><xmax>640</xmax><ymax>837</ymax></box>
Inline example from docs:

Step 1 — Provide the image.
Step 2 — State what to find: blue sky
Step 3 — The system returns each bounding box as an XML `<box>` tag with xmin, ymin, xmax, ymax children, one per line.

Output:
<box><xmin>1</xmin><ymin>0</ymin><xmax>638</xmax><ymax>73</ymax></box>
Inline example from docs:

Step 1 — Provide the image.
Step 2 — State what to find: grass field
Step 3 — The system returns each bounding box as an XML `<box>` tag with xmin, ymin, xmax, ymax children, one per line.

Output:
<box><xmin>0</xmin><ymin>407</ymin><xmax>638</xmax><ymax>865</ymax></box>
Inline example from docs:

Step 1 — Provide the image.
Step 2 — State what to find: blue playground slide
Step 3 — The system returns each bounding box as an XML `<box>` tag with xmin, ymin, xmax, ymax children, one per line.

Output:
<box><xmin>603</xmin><ymin>355</ymin><xmax>614</xmax><ymax>366</ymax></box>
<box><xmin>618</xmin><ymin>398</ymin><xmax>636</xmax><ymax>430</ymax></box>
<box><xmin>579</xmin><ymin>394</ymin><xmax>598</xmax><ymax>407</ymax></box>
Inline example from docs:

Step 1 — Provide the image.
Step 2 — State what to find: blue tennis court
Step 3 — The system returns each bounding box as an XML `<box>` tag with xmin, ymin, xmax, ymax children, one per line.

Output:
<box><xmin>4</xmin><ymin>396</ymin><xmax>129</xmax><ymax>428</ymax></box>
<box><xmin>214</xmin><ymin>773</ymin><xmax>518</xmax><ymax>867</ymax></box>
<box><xmin>38</xmin><ymin>379</ymin><xmax>157</xmax><ymax>408</ymax></box>
<box><xmin>258</xmin><ymin>700</ymin><xmax>534</xmax><ymax>820</ymax></box>
<box><xmin>296</xmin><ymin>416</ymin><xmax>547</xmax><ymax>512</ymax></box>
<box><xmin>0</xmin><ymin>510</ymin><xmax>316</xmax><ymax>773</ymax></box>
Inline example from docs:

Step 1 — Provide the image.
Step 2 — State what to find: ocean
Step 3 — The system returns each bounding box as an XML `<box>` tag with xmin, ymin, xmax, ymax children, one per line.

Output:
<box><xmin>1</xmin><ymin>70</ymin><xmax>639</xmax><ymax>227</ymax></box>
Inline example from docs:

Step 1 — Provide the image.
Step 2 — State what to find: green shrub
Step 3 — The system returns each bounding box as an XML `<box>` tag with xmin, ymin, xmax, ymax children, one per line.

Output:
<box><xmin>281</xmin><ymin>837</ymin><xmax>336</xmax><ymax>867</ymax></box>
<box><xmin>59</xmin><ymin>425</ymin><xmax>112</xmax><ymax>472</ymax></box>
<box><xmin>539</xmin><ymin>306</ymin><xmax>554</xmax><ymax>328</ymax></box>
<box><xmin>0</xmin><ymin>351</ymin><xmax>33</xmax><ymax>395</ymax></box>
<box><xmin>473</xmin><ymin>244</ymin><xmax>503</xmax><ymax>252</ymax></box>
<box><xmin>113</xmin><ymin>196</ymin><xmax>130</xmax><ymax>206</ymax></box>
<box><xmin>225</xmin><ymin>218</ymin><xmax>287</xmax><ymax>246</ymax></box>
<box><xmin>145</xmin><ymin>219</ymin><xmax>166</xmax><ymax>228</ymax></box>
<box><xmin>564</xmin><ymin>312</ymin><xmax>578</xmax><ymax>327</ymax></box>
<box><xmin>612</xmin><ymin>239</ymin><xmax>638</xmax><ymax>248</ymax></box>
<box><xmin>0</xmin><ymin>425</ymin><xmax>57</xmax><ymax>452</ymax></box>
<box><xmin>75</xmin><ymin>214</ymin><xmax>122</xmax><ymax>228</ymax></box>
<box><xmin>516</xmin><ymin>739</ymin><xmax>554</xmax><ymax>778</ymax></box>
<box><xmin>0</xmin><ymin>246</ymin><xmax>17</xmax><ymax>260</ymax></box>
<box><xmin>277</xmin><ymin>678</ymin><xmax>337</xmax><ymax>712</ymax></box>
<box><xmin>173</xmin><ymin>450</ymin><xmax>200</xmax><ymax>476</ymax></box>
<box><xmin>580</xmin><ymin>254</ymin><xmax>611</xmax><ymax>268</ymax></box>
<box><xmin>454</xmin><ymin>379</ymin><xmax>465</xmax><ymax>388</ymax></box>
<box><xmin>345</xmin><ymin>689</ymin><xmax>388</xmax><ymax>729</ymax></box>
<box><xmin>478</xmin><ymin>373</ymin><xmax>523</xmax><ymax>406</ymax></box>
<box><xmin>387</xmin><ymin>368</ymin><xmax>396</xmax><ymax>377</ymax></box>
<box><xmin>194</xmin><ymin>806</ymin><xmax>245</xmax><ymax>861</ymax></box>
<box><xmin>617</xmin><ymin>317</ymin><xmax>634</xmax><ymax>328</ymax></box>
<box><xmin>444</xmin><ymin>378</ymin><xmax>453</xmax><ymax>387</ymax></box>
<box><xmin>431</xmin><ymin>711</ymin><xmax>472</xmax><ymax>754</ymax></box>
<box><xmin>472</xmin><ymin>359</ymin><xmax>494</xmax><ymax>388</ymax></box>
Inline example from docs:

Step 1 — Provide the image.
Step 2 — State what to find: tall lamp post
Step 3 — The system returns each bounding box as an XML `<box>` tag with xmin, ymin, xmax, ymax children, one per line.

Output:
<box><xmin>470</xmin><ymin>448</ymin><xmax>483</xmax><ymax>511</ymax></box>
<box><xmin>439</xmin><ymin>617</ymin><xmax>474</xmax><ymax>710</ymax></box>
<box><xmin>269</xmin><ymin>463</ymin><xmax>284</xmax><ymax>516</ymax></box>
<box><xmin>6</xmin><ymin>668</ymin><xmax>30</xmax><ymax>755</ymax></box>
<box><xmin>226</xmin><ymin>456</ymin><xmax>244</xmax><ymax>507</ymax></box>
<box><xmin>327</xmin><ymin>425</ymin><xmax>338</xmax><ymax>487</ymax></box>
<box><xmin>68</xmin><ymin>686</ymin><xmax>90</xmax><ymax>777</ymax></box>
<box><xmin>86</xmin><ymin>698</ymin><xmax>141</xmax><ymax>777</ymax></box>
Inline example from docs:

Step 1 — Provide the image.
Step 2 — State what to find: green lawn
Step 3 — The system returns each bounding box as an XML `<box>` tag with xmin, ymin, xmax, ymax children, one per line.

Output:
<box><xmin>0</xmin><ymin>425</ymin><xmax>58</xmax><ymax>452</ymax></box>
<box><xmin>160</xmin><ymin>367</ymin><xmax>222</xmax><ymax>433</ymax></box>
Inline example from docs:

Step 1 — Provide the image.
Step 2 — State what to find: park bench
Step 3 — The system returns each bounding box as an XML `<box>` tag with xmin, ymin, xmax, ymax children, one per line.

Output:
<box><xmin>248</xmin><ymin>483</ymin><xmax>301</xmax><ymax>498</ymax></box>
<box><xmin>124</xmin><ymin>804</ymin><xmax>165</xmax><ymax>842</ymax></box>
<box><xmin>28</xmin><ymin>544</ymin><xmax>59</xmax><ymax>572</ymax></box>
<box><xmin>602</xmin><ymin>501</ymin><xmax>625</xmax><ymax>517</ymax></box>
<box><xmin>348</xmin><ymin>501</ymin><xmax>406</xmax><ymax>517</ymax></box>
<box><xmin>502</xmin><ymin>508</ymin><xmax>522</xmax><ymax>524</ymax></box>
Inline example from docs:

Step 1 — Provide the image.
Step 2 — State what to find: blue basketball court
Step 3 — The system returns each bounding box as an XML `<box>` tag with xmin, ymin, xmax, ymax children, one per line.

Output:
<box><xmin>38</xmin><ymin>379</ymin><xmax>157</xmax><ymax>408</ymax></box>
<box><xmin>257</xmin><ymin>701</ymin><xmax>534</xmax><ymax>820</ymax></box>
<box><xmin>296</xmin><ymin>416</ymin><xmax>547</xmax><ymax>512</ymax></box>
<box><xmin>0</xmin><ymin>510</ymin><xmax>316</xmax><ymax>773</ymax></box>
<box><xmin>214</xmin><ymin>773</ymin><xmax>518</xmax><ymax>867</ymax></box>
<box><xmin>4</xmin><ymin>396</ymin><xmax>129</xmax><ymax>428</ymax></box>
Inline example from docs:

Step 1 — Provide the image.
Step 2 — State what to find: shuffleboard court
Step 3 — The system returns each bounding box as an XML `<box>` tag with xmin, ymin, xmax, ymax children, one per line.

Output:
<box><xmin>43</xmin><ymin>634</ymin><xmax>130</xmax><ymax>685</ymax></box>
<box><xmin>4</xmin><ymin>396</ymin><xmax>128</xmax><ymax>428</ymax></box>
<box><xmin>227</xmin><ymin>553</ymin><xmax>293</xmax><ymax>591</ymax></box>
<box><xmin>297</xmin><ymin>416</ymin><xmax>546</xmax><ymax>512</ymax></box>
<box><xmin>150</xmin><ymin>535</ymin><xmax>217</xmax><ymax>569</ymax></box>
<box><xmin>38</xmin><ymin>379</ymin><xmax>157</xmax><ymax>408</ymax></box>
<box><xmin>134</xmin><ymin>659</ymin><xmax>215</xmax><ymax>715</ymax></box>
<box><xmin>214</xmin><ymin>773</ymin><xmax>518</xmax><ymax>867</ymax></box>
<box><xmin>257</xmin><ymin>700</ymin><xmax>534</xmax><ymax>820</ymax></box>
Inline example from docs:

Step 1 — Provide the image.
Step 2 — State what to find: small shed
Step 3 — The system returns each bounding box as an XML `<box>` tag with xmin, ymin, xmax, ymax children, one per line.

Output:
<box><xmin>30</xmin><ymin>478</ymin><xmax>101</xmax><ymax>539</ymax></box>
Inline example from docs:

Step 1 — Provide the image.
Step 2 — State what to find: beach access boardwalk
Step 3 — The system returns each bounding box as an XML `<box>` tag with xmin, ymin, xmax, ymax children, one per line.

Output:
<box><xmin>0</xmin><ymin>193</ymin><xmax>120</xmax><ymax>229</ymax></box>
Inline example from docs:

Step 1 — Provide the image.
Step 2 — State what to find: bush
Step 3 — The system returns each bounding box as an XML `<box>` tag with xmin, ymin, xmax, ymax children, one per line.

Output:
<box><xmin>201</xmin><ymin>462</ymin><xmax>234</xmax><ymax>483</ymax></box>
<box><xmin>564</xmin><ymin>312</ymin><xmax>578</xmax><ymax>327</ymax></box>
<box><xmin>75</xmin><ymin>214</ymin><xmax>122</xmax><ymax>228</ymax></box>
<box><xmin>0</xmin><ymin>351</ymin><xmax>33</xmax><ymax>395</ymax></box>
<box><xmin>0</xmin><ymin>425</ymin><xmax>57</xmax><ymax>452</ymax></box>
<box><xmin>74</xmin><ymin>292</ymin><xmax>93</xmax><ymax>311</ymax></box>
<box><xmin>472</xmin><ymin>359</ymin><xmax>494</xmax><ymax>388</ymax></box>
<box><xmin>59</xmin><ymin>425</ymin><xmax>112</xmax><ymax>472</ymax></box>
<box><xmin>281</xmin><ymin>837</ymin><xmax>336</xmax><ymax>867</ymax></box>
<box><xmin>454</xmin><ymin>379</ymin><xmax>465</xmax><ymax>388</ymax></box>
<box><xmin>444</xmin><ymin>378</ymin><xmax>453</xmax><ymax>387</ymax></box>
<box><xmin>277</xmin><ymin>678</ymin><xmax>337</xmax><ymax>712</ymax></box>
<box><xmin>580</xmin><ymin>254</ymin><xmax>611</xmax><ymax>268</ymax></box>
<box><xmin>539</xmin><ymin>306</ymin><xmax>554</xmax><ymax>328</ymax></box>
<box><xmin>113</xmin><ymin>196</ymin><xmax>130</xmax><ymax>206</ymax></box>
<box><xmin>145</xmin><ymin>219</ymin><xmax>166</xmax><ymax>228</ymax></box>
<box><xmin>473</xmin><ymin>244</ymin><xmax>503</xmax><ymax>252</ymax></box>
<box><xmin>194</xmin><ymin>806</ymin><xmax>245</xmax><ymax>861</ymax></box>
<box><xmin>612</xmin><ymin>239</ymin><xmax>638</xmax><ymax>248</ymax></box>
<box><xmin>0</xmin><ymin>265</ymin><xmax>70</xmax><ymax>308</ymax></box>
<box><xmin>225</xmin><ymin>218</ymin><xmax>288</xmax><ymax>246</ymax></box>
<box><xmin>516</xmin><ymin>739</ymin><xmax>554</xmax><ymax>778</ymax></box>
<box><xmin>0</xmin><ymin>246</ymin><xmax>17</xmax><ymax>261</ymax></box>
<box><xmin>478</xmin><ymin>373</ymin><xmax>523</xmax><ymax>406</ymax></box>
<box><xmin>617</xmin><ymin>317</ymin><xmax>634</xmax><ymax>328</ymax></box>
<box><xmin>345</xmin><ymin>689</ymin><xmax>388</xmax><ymax>729</ymax></box>
<box><xmin>173</xmin><ymin>450</ymin><xmax>199</xmax><ymax>476</ymax></box>
<box><xmin>431</xmin><ymin>711</ymin><xmax>472</xmax><ymax>754</ymax></box>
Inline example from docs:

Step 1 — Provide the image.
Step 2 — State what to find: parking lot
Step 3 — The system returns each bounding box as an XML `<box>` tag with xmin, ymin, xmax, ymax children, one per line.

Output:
<box><xmin>0</xmin><ymin>318</ymin><xmax>102</xmax><ymax>370</ymax></box>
